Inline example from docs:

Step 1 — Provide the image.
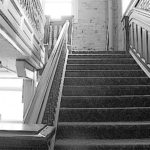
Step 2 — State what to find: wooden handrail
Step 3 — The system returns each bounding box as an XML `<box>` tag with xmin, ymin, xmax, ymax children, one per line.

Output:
<box><xmin>24</xmin><ymin>20</ymin><xmax>70</xmax><ymax>124</ymax></box>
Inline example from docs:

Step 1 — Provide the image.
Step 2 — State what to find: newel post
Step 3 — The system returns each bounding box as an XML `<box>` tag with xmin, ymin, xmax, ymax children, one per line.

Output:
<box><xmin>123</xmin><ymin>16</ymin><xmax>130</xmax><ymax>52</ymax></box>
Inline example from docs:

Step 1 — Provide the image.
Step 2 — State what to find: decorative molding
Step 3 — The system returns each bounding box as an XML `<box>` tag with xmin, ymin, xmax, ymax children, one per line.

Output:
<box><xmin>136</xmin><ymin>0</ymin><xmax>150</xmax><ymax>13</ymax></box>
<box><xmin>0</xmin><ymin>10</ymin><xmax>43</xmax><ymax>68</ymax></box>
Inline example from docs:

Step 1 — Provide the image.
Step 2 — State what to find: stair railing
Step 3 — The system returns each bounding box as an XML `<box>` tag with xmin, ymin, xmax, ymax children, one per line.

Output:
<box><xmin>122</xmin><ymin>0</ymin><xmax>150</xmax><ymax>70</ymax></box>
<box><xmin>24</xmin><ymin>20</ymin><xmax>70</xmax><ymax>124</ymax></box>
<box><xmin>0</xmin><ymin>0</ymin><xmax>45</xmax><ymax>68</ymax></box>
<box><xmin>44</xmin><ymin>16</ymin><xmax>74</xmax><ymax>60</ymax></box>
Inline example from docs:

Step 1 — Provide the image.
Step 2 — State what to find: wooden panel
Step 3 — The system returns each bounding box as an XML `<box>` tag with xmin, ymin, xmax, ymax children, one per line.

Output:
<box><xmin>22</xmin><ymin>20</ymin><xmax>33</xmax><ymax>41</ymax></box>
<box><xmin>0</xmin><ymin>123</ymin><xmax>46</xmax><ymax>134</ymax></box>
<box><xmin>142</xmin><ymin>29</ymin><xmax>148</xmax><ymax>63</ymax></box>
<box><xmin>7</xmin><ymin>0</ymin><xmax>22</xmax><ymax>26</ymax></box>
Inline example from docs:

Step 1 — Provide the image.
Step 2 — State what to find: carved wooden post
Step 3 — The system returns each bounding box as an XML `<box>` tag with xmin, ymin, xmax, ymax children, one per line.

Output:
<box><xmin>123</xmin><ymin>16</ymin><xmax>130</xmax><ymax>52</ymax></box>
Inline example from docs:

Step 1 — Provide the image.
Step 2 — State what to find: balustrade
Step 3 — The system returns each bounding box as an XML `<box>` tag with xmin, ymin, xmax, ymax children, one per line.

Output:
<box><xmin>123</xmin><ymin>0</ymin><xmax>150</xmax><ymax>70</ymax></box>
<box><xmin>17</xmin><ymin>0</ymin><xmax>45</xmax><ymax>38</ymax></box>
<box><xmin>0</xmin><ymin>0</ymin><xmax>46</xmax><ymax>69</ymax></box>
<box><xmin>44</xmin><ymin>16</ymin><xmax>73</xmax><ymax>60</ymax></box>
<box><xmin>136</xmin><ymin>0</ymin><xmax>150</xmax><ymax>13</ymax></box>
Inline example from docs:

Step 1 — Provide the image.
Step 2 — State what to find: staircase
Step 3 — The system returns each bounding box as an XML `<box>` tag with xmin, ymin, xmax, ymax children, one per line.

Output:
<box><xmin>55</xmin><ymin>51</ymin><xmax>150</xmax><ymax>150</ymax></box>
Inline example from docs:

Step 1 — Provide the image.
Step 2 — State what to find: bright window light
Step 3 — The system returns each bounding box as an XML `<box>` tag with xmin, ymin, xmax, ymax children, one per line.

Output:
<box><xmin>122</xmin><ymin>0</ymin><xmax>132</xmax><ymax>14</ymax></box>
<box><xmin>0</xmin><ymin>71</ymin><xmax>23</xmax><ymax>122</ymax></box>
<box><xmin>44</xmin><ymin>0</ymin><xmax>72</xmax><ymax>19</ymax></box>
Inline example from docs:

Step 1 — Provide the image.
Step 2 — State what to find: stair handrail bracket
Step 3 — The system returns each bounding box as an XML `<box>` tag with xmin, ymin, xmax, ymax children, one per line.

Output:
<box><xmin>24</xmin><ymin>20</ymin><xmax>70</xmax><ymax>124</ymax></box>
<box><xmin>0</xmin><ymin>0</ymin><xmax>46</xmax><ymax>68</ymax></box>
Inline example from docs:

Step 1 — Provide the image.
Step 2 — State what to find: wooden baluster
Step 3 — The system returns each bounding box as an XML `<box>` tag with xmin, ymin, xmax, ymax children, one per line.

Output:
<box><xmin>142</xmin><ymin>29</ymin><xmax>148</xmax><ymax>63</ymax></box>
<box><xmin>147</xmin><ymin>33</ymin><xmax>150</xmax><ymax>64</ymax></box>
<box><xmin>138</xmin><ymin>26</ymin><xmax>142</xmax><ymax>57</ymax></box>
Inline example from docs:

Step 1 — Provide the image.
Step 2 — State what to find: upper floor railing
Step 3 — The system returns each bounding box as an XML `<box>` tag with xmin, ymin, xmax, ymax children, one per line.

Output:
<box><xmin>44</xmin><ymin>16</ymin><xmax>73</xmax><ymax>61</ymax></box>
<box><xmin>122</xmin><ymin>0</ymin><xmax>150</xmax><ymax>69</ymax></box>
<box><xmin>17</xmin><ymin>0</ymin><xmax>45</xmax><ymax>38</ymax></box>
<box><xmin>0</xmin><ymin>0</ymin><xmax>46</xmax><ymax>69</ymax></box>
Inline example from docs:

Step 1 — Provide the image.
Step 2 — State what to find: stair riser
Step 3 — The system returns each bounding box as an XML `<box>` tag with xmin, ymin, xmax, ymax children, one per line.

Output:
<box><xmin>66</xmin><ymin>65</ymin><xmax>140</xmax><ymax>70</ymax></box>
<box><xmin>61</xmin><ymin>96</ymin><xmax>150</xmax><ymax>108</ymax></box>
<box><xmin>59</xmin><ymin>108</ymin><xmax>150</xmax><ymax>122</ymax></box>
<box><xmin>65</xmin><ymin>71</ymin><xmax>146</xmax><ymax>77</ymax></box>
<box><xmin>64</xmin><ymin>78</ymin><xmax>150</xmax><ymax>86</ymax></box>
<box><xmin>55</xmin><ymin>145</ymin><xmax>150</xmax><ymax>150</ymax></box>
<box><xmin>67</xmin><ymin>59</ymin><xmax>136</xmax><ymax>64</ymax></box>
<box><xmin>68</xmin><ymin>55</ymin><xmax>132</xmax><ymax>59</ymax></box>
<box><xmin>63</xmin><ymin>86</ymin><xmax>150</xmax><ymax>96</ymax></box>
<box><xmin>57</xmin><ymin>125</ymin><xmax>150</xmax><ymax>139</ymax></box>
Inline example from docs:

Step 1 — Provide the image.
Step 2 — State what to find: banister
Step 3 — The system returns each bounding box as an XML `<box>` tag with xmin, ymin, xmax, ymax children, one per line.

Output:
<box><xmin>24</xmin><ymin>20</ymin><xmax>70</xmax><ymax>124</ymax></box>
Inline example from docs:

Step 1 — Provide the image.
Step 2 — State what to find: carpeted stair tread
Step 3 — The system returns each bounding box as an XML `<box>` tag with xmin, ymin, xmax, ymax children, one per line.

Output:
<box><xmin>57</xmin><ymin>121</ymin><xmax>150</xmax><ymax>139</ymax></box>
<box><xmin>58</xmin><ymin>121</ymin><xmax>150</xmax><ymax>126</ymax></box>
<box><xmin>68</xmin><ymin>54</ymin><xmax>132</xmax><ymax>59</ymax></box>
<box><xmin>55</xmin><ymin>139</ymin><xmax>150</xmax><ymax>150</ymax></box>
<box><xmin>59</xmin><ymin>107</ymin><xmax>150</xmax><ymax>122</ymax></box>
<box><xmin>61</xmin><ymin>95</ymin><xmax>150</xmax><ymax>108</ymax></box>
<box><xmin>54</xmin><ymin>51</ymin><xmax>150</xmax><ymax>150</ymax></box>
<box><xmin>72</xmin><ymin>51</ymin><xmax>127</xmax><ymax>54</ymax></box>
<box><xmin>65</xmin><ymin>70</ymin><xmax>147</xmax><ymax>77</ymax></box>
<box><xmin>56</xmin><ymin>138</ymin><xmax>150</xmax><ymax>146</ymax></box>
<box><xmin>66</xmin><ymin>64</ymin><xmax>140</xmax><ymax>70</ymax></box>
<box><xmin>63</xmin><ymin>85</ymin><xmax>150</xmax><ymax>96</ymax></box>
<box><xmin>67</xmin><ymin>58</ymin><xmax>136</xmax><ymax>64</ymax></box>
<box><xmin>64</xmin><ymin>77</ymin><xmax>150</xmax><ymax>85</ymax></box>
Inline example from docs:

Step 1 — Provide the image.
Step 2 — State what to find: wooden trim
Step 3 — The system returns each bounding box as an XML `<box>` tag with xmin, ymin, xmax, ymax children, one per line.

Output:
<box><xmin>130</xmin><ymin>49</ymin><xmax>150</xmax><ymax>78</ymax></box>
<box><xmin>0</xmin><ymin>10</ymin><xmax>43</xmax><ymax>68</ymax></box>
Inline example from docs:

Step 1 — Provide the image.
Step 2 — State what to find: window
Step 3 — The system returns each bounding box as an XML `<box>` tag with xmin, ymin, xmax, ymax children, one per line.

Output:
<box><xmin>122</xmin><ymin>0</ymin><xmax>132</xmax><ymax>14</ymax></box>
<box><xmin>0</xmin><ymin>69</ymin><xmax>23</xmax><ymax>122</ymax></box>
<box><xmin>44</xmin><ymin>0</ymin><xmax>73</xmax><ymax>20</ymax></box>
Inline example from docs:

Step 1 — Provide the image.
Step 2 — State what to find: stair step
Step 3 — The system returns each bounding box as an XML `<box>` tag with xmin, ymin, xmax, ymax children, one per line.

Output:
<box><xmin>67</xmin><ymin>58</ymin><xmax>136</xmax><ymax>64</ymax></box>
<box><xmin>66</xmin><ymin>64</ymin><xmax>140</xmax><ymax>70</ymax></box>
<box><xmin>59</xmin><ymin>107</ymin><xmax>150</xmax><ymax>122</ymax></box>
<box><xmin>55</xmin><ymin>51</ymin><xmax>150</xmax><ymax>150</ymax></box>
<box><xmin>55</xmin><ymin>139</ymin><xmax>150</xmax><ymax>150</ymax></box>
<box><xmin>61</xmin><ymin>95</ymin><xmax>150</xmax><ymax>108</ymax></box>
<box><xmin>68</xmin><ymin>54</ymin><xmax>132</xmax><ymax>59</ymax></box>
<box><xmin>63</xmin><ymin>85</ymin><xmax>150</xmax><ymax>96</ymax></box>
<box><xmin>65</xmin><ymin>70</ymin><xmax>147</xmax><ymax>77</ymax></box>
<box><xmin>72</xmin><ymin>51</ymin><xmax>126</xmax><ymax>54</ymax></box>
<box><xmin>64</xmin><ymin>77</ymin><xmax>150</xmax><ymax>86</ymax></box>
<box><xmin>57</xmin><ymin>122</ymin><xmax>150</xmax><ymax>139</ymax></box>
